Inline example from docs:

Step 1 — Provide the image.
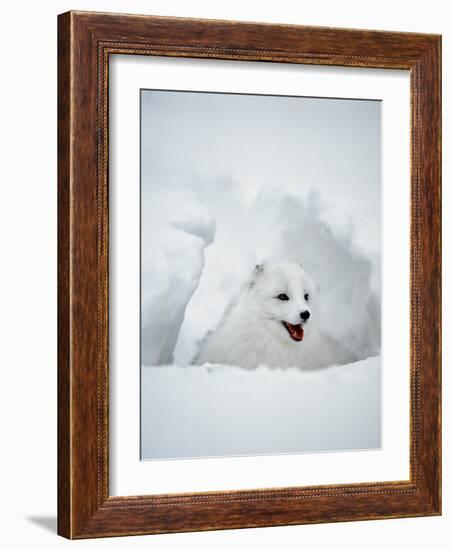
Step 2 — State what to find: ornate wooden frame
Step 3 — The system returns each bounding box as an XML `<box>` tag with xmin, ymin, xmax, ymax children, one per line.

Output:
<box><xmin>58</xmin><ymin>10</ymin><xmax>441</xmax><ymax>539</ymax></box>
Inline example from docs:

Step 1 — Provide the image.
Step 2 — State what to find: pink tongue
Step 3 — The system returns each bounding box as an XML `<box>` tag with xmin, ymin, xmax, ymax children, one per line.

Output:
<box><xmin>288</xmin><ymin>323</ymin><xmax>304</xmax><ymax>341</ymax></box>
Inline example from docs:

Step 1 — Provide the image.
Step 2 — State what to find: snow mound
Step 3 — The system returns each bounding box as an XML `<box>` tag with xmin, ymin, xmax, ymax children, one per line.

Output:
<box><xmin>141</xmin><ymin>355</ymin><xmax>381</xmax><ymax>459</ymax></box>
<box><xmin>141</xmin><ymin>190</ymin><xmax>216</xmax><ymax>365</ymax></box>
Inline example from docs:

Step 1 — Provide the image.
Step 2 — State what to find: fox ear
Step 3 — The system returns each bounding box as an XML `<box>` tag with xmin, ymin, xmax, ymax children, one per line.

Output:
<box><xmin>249</xmin><ymin>264</ymin><xmax>264</xmax><ymax>289</ymax></box>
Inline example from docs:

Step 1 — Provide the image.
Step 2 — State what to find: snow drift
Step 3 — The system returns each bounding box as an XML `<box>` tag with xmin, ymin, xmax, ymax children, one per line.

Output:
<box><xmin>141</xmin><ymin>189</ymin><xmax>215</xmax><ymax>365</ymax></box>
<box><xmin>142</xmin><ymin>356</ymin><xmax>381</xmax><ymax>459</ymax></box>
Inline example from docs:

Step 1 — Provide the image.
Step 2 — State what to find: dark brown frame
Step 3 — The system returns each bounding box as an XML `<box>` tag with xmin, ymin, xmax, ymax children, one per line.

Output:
<box><xmin>58</xmin><ymin>10</ymin><xmax>441</xmax><ymax>539</ymax></box>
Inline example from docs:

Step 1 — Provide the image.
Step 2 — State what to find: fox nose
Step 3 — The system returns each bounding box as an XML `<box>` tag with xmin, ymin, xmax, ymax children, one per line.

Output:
<box><xmin>300</xmin><ymin>310</ymin><xmax>310</xmax><ymax>321</ymax></box>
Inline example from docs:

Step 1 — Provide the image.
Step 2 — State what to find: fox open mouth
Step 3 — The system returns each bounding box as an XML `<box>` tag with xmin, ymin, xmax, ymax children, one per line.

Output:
<box><xmin>282</xmin><ymin>321</ymin><xmax>304</xmax><ymax>342</ymax></box>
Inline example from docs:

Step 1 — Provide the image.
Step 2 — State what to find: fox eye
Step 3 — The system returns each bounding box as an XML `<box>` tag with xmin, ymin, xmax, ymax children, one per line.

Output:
<box><xmin>277</xmin><ymin>293</ymin><xmax>289</xmax><ymax>301</ymax></box>
<box><xmin>304</xmin><ymin>293</ymin><xmax>309</xmax><ymax>301</ymax></box>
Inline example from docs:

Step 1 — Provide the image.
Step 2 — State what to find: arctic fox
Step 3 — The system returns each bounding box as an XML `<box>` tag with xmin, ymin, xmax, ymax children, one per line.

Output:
<box><xmin>196</xmin><ymin>260</ymin><xmax>339</xmax><ymax>369</ymax></box>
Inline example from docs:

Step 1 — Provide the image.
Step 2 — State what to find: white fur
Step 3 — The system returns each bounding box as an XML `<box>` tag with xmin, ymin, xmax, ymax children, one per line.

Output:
<box><xmin>197</xmin><ymin>260</ymin><xmax>347</xmax><ymax>369</ymax></box>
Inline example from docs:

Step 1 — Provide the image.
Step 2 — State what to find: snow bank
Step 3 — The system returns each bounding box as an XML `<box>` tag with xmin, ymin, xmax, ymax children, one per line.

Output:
<box><xmin>141</xmin><ymin>190</ymin><xmax>215</xmax><ymax>365</ymax></box>
<box><xmin>141</xmin><ymin>355</ymin><xmax>381</xmax><ymax>459</ymax></box>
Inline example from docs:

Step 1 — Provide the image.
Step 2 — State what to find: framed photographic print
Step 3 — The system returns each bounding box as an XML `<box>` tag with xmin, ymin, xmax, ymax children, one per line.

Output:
<box><xmin>58</xmin><ymin>11</ymin><xmax>441</xmax><ymax>539</ymax></box>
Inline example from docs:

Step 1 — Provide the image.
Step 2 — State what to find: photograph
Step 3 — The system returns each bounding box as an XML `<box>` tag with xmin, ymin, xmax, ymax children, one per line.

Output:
<box><xmin>140</xmin><ymin>89</ymin><xmax>382</xmax><ymax>460</ymax></box>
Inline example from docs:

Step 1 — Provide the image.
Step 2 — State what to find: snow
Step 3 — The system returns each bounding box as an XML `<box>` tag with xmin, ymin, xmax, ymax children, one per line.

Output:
<box><xmin>141</xmin><ymin>356</ymin><xmax>381</xmax><ymax>459</ymax></box>
<box><xmin>141</xmin><ymin>190</ymin><xmax>215</xmax><ymax>365</ymax></box>
<box><xmin>140</xmin><ymin>90</ymin><xmax>382</xmax><ymax>459</ymax></box>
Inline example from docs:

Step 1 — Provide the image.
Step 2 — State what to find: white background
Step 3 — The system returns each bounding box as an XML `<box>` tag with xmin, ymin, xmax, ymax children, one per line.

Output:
<box><xmin>0</xmin><ymin>0</ymin><xmax>449</xmax><ymax>548</ymax></box>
